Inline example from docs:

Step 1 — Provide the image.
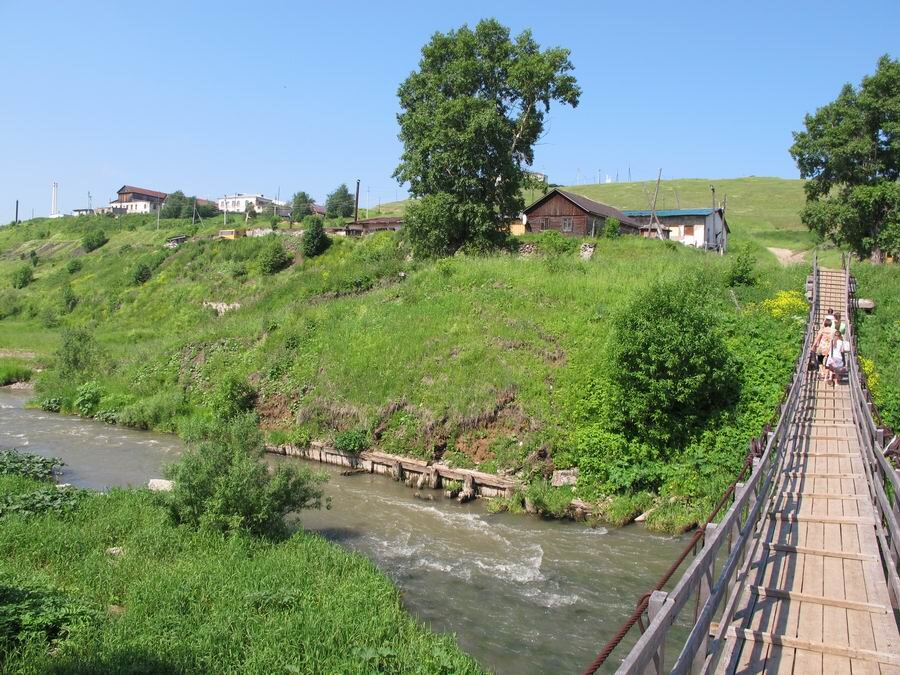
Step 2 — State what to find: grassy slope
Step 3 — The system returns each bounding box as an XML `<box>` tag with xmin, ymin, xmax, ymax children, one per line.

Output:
<box><xmin>0</xmin><ymin>213</ymin><xmax>808</xmax><ymax>526</ymax></box>
<box><xmin>0</xmin><ymin>475</ymin><xmax>481</xmax><ymax>674</ymax></box>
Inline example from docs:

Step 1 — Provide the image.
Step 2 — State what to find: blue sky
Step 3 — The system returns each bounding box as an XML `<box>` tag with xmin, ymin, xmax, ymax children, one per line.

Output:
<box><xmin>1</xmin><ymin>0</ymin><xmax>897</xmax><ymax>221</ymax></box>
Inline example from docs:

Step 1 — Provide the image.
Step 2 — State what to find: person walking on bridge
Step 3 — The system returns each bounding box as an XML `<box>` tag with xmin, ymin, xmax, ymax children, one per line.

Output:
<box><xmin>825</xmin><ymin>329</ymin><xmax>848</xmax><ymax>386</ymax></box>
<box><xmin>812</xmin><ymin>318</ymin><xmax>836</xmax><ymax>380</ymax></box>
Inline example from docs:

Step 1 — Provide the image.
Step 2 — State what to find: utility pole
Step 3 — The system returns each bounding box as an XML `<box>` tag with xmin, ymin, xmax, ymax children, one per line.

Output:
<box><xmin>15</xmin><ymin>200</ymin><xmax>18</xmax><ymax>225</ymax></box>
<box><xmin>157</xmin><ymin>198</ymin><xmax>162</xmax><ymax>230</ymax></box>
<box><xmin>354</xmin><ymin>179</ymin><xmax>360</xmax><ymax>224</ymax></box>
<box><xmin>366</xmin><ymin>186</ymin><xmax>370</xmax><ymax>219</ymax></box>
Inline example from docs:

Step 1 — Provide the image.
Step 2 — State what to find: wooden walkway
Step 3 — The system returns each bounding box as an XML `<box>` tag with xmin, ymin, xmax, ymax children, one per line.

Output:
<box><xmin>718</xmin><ymin>268</ymin><xmax>900</xmax><ymax>673</ymax></box>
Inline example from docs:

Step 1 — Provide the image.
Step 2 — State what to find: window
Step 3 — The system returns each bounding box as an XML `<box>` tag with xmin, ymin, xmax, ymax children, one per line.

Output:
<box><xmin>540</xmin><ymin>217</ymin><xmax>549</xmax><ymax>231</ymax></box>
<box><xmin>684</xmin><ymin>225</ymin><xmax>694</xmax><ymax>236</ymax></box>
<box><xmin>562</xmin><ymin>217</ymin><xmax>573</xmax><ymax>232</ymax></box>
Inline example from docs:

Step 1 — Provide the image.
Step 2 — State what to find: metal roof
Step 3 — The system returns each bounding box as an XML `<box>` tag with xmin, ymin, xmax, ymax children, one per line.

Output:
<box><xmin>620</xmin><ymin>208</ymin><xmax>716</xmax><ymax>217</ymax></box>
<box><xmin>523</xmin><ymin>189</ymin><xmax>642</xmax><ymax>229</ymax></box>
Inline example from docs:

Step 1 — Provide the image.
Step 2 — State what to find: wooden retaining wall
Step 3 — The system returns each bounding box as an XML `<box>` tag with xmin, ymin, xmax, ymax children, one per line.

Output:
<box><xmin>265</xmin><ymin>442</ymin><xmax>519</xmax><ymax>499</ymax></box>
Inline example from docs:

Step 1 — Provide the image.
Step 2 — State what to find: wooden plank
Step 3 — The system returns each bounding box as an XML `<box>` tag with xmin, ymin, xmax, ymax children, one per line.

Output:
<box><xmin>781</xmin><ymin>472</ymin><xmax>865</xmax><ymax>479</ymax></box>
<box><xmin>778</xmin><ymin>492</ymin><xmax>867</xmax><ymax>500</ymax></box>
<box><xmin>749</xmin><ymin>586</ymin><xmax>890</xmax><ymax>613</ymax></box>
<box><xmin>724</xmin><ymin>628</ymin><xmax>900</xmax><ymax>666</ymax></box>
<box><xmin>767</xmin><ymin>542</ymin><xmax>878</xmax><ymax>561</ymax></box>
<box><xmin>768</xmin><ymin>513</ymin><xmax>876</xmax><ymax>526</ymax></box>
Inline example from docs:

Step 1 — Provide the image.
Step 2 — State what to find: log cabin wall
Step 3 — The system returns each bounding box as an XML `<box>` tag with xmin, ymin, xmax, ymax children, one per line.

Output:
<box><xmin>525</xmin><ymin>193</ymin><xmax>592</xmax><ymax>236</ymax></box>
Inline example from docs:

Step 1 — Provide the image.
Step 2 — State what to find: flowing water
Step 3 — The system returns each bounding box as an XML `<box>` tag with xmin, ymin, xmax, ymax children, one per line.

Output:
<box><xmin>1</xmin><ymin>388</ymin><xmax>686</xmax><ymax>674</ymax></box>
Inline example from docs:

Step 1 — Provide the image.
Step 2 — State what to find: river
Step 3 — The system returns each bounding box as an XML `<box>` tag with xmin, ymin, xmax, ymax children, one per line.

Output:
<box><xmin>0</xmin><ymin>388</ymin><xmax>686</xmax><ymax>674</ymax></box>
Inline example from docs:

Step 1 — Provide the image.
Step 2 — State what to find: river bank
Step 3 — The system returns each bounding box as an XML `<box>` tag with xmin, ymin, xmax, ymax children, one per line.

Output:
<box><xmin>0</xmin><ymin>388</ymin><xmax>686</xmax><ymax>673</ymax></box>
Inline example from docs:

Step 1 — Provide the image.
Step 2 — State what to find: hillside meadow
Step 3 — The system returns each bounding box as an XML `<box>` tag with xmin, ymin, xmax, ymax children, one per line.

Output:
<box><xmin>0</xmin><ymin>210</ymin><xmax>815</xmax><ymax>530</ymax></box>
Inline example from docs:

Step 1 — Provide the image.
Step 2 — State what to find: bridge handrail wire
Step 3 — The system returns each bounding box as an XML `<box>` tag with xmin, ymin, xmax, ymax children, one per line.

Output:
<box><xmin>843</xmin><ymin>254</ymin><xmax>900</xmax><ymax>610</ymax></box>
<box><xmin>582</xmin><ymin>254</ymin><xmax>821</xmax><ymax>674</ymax></box>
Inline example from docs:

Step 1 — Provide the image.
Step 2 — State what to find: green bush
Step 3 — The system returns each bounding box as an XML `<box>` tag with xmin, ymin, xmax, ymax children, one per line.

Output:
<box><xmin>81</xmin><ymin>229</ymin><xmax>108</xmax><ymax>253</ymax></box>
<box><xmin>55</xmin><ymin>329</ymin><xmax>100</xmax><ymax>378</ymax></box>
<box><xmin>164</xmin><ymin>415</ymin><xmax>327</xmax><ymax>538</ymax></box>
<box><xmin>74</xmin><ymin>381</ymin><xmax>102</xmax><ymax>417</ymax></box>
<box><xmin>302</xmin><ymin>219</ymin><xmax>330</xmax><ymax>258</ymax></box>
<box><xmin>524</xmin><ymin>480</ymin><xmax>573</xmax><ymax>518</ymax></box>
<box><xmin>257</xmin><ymin>240</ymin><xmax>293</xmax><ymax>274</ymax></box>
<box><xmin>536</xmin><ymin>230</ymin><xmax>576</xmax><ymax>256</ymax></box>
<box><xmin>40</xmin><ymin>398</ymin><xmax>62</xmax><ymax>413</ymax></box>
<box><xmin>573</xmin><ymin>427</ymin><xmax>662</xmax><ymax>497</ymax></box>
<box><xmin>1</xmin><ymin>486</ymin><xmax>86</xmax><ymax>518</ymax></box>
<box><xmin>333</xmin><ymin>429</ymin><xmax>369</xmax><ymax>454</ymax></box>
<box><xmin>606</xmin><ymin>279</ymin><xmax>740</xmax><ymax>447</ymax></box>
<box><xmin>0</xmin><ymin>577</ymin><xmax>95</xmax><ymax>654</ymax></box>
<box><xmin>727</xmin><ymin>244</ymin><xmax>756</xmax><ymax>286</ymax></box>
<box><xmin>208</xmin><ymin>373</ymin><xmax>256</xmax><ymax>422</ymax></box>
<box><xmin>604</xmin><ymin>217</ymin><xmax>620</xmax><ymax>238</ymax></box>
<box><xmin>66</xmin><ymin>259</ymin><xmax>82</xmax><ymax>274</ymax></box>
<box><xmin>131</xmin><ymin>262</ymin><xmax>152</xmax><ymax>285</ymax></box>
<box><xmin>0</xmin><ymin>451</ymin><xmax>61</xmax><ymax>481</ymax></box>
<box><xmin>60</xmin><ymin>284</ymin><xmax>78</xmax><ymax>313</ymax></box>
<box><xmin>11</xmin><ymin>265</ymin><xmax>33</xmax><ymax>289</ymax></box>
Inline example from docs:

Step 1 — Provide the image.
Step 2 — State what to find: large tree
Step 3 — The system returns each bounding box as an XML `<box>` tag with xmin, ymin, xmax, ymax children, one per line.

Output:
<box><xmin>394</xmin><ymin>19</ymin><xmax>580</xmax><ymax>256</ymax></box>
<box><xmin>290</xmin><ymin>191</ymin><xmax>314</xmax><ymax>222</ymax></box>
<box><xmin>790</xmin><ymin>55</ymin><xmax>900</xmax><ymax>262</ymax></box>
<box><xmin>325</xmin><ymin>184</ymin><xmax>355</xmax><ymax>219</ymax></box>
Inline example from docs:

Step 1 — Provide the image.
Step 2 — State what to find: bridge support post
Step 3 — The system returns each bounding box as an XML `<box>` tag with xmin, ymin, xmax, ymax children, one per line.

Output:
<box><xmin>692</xmin><ymin>523</ymin><xmax>717</xmax><ymax>673</ymax></box>
<box><xmin>647</xmin><ymin>590</ymin><xmax>668</xmax><ymax>675</ymax></box>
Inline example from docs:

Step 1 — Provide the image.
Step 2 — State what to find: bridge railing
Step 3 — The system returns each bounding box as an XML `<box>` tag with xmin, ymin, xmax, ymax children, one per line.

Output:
<box><xmin>843</xmin><ymin>255</ymin><xmax>900</xmax><ymax>609</ymax></box>
<box><xmin>584</xmin><ymin>255</ymin><xmax>821</xmax><ymax>674</ymax></box>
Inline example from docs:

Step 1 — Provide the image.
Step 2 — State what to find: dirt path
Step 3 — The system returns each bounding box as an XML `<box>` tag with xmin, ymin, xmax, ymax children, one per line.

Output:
<box><xmin>767</xmin><ymin>247</ymin><xmax>807</xmax><ymax>266</ymax></box>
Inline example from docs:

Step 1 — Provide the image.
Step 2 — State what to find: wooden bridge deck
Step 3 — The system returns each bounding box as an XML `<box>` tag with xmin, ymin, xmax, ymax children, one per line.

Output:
<box><xmin>718</xmin><ymin>269</ymin><xmax>900</xmax><ymax>673</ymax></box>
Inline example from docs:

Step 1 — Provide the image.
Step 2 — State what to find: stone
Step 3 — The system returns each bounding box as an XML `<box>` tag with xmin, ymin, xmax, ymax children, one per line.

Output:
<box><xmin>147</xmin><ymin>479</ymin><xmax>174</xmax><ymax>492</ymax></box>
<box><xmin>580</xmin><ymin>243</ymin><xmax>595</xmax><ymax>260</ymax></box>
<box><xmin>858</xmin><ymin>298</ymin><xmax>875</xmax><ymax>311</ymax></box>
<box><xmin>106</xmin><ymin>546</ymin><xmax>124</xmax><ymax>557</ymax></box>
<box><xmin>551</xmin><ymin>468</ymin><xmax>578</xmax><ymax>487</ymax></box>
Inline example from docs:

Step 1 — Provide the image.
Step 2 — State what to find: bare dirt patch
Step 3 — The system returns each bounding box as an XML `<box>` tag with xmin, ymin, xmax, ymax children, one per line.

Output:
<box><xmin>767</xmin><ymin>247</ymin><xmax>807</xmax><ymax>266</ymax></box>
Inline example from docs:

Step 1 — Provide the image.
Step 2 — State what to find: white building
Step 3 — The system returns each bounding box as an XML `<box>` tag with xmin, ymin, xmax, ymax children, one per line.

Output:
<box><xmin>621</xmin><ymin>208</ymin><xmax>730</xmax><ymax>252</ymax></box>
<box><xmin>218</xmin><ymin>194</ymin><xmax>290</xmax><ymax>218</ymax></box>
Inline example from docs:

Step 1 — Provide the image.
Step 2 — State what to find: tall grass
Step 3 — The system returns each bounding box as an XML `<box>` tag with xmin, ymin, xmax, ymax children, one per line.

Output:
<box><xmin>0</xmin><ymin>481</ymin><xmax>482</xmax><ymax>673</ymax></box>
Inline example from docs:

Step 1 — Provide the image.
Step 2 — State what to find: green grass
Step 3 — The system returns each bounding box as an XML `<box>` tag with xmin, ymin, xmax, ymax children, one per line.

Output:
<box><xmin>0</xmin><ymin>357</ymin><xmax>33</xmax><ymax>385</ymax></box>
<box><xmin>0</xmin><ymin>210</ymin><xmax>810</xmax><ymax>530</ymax></box>
<box><xmin>0</xmin><ymin>478</ymin><xmax>481</xmax><ymax>674</ymax></box>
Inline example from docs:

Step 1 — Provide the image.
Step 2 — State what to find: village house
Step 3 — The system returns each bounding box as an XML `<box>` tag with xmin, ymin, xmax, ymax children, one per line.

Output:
<box><xmin>217</xmin><ymin>193</ymin><xmax>292</xmax><ymax>219</ymax></box>
<box><xmin>521</xmin><ymin>189</ymin><xmax>641</xmax><ymax>236</ymax></box>
<box><xmin>621</xmin><ymin>208</ymin><xmax>729</xmax><ymax>252</ymax></box>
<box><xmin>345</xmin><ymin>216</ymin><xmax>404</xmax><ymax>236</ymax></box>
<box><xmin>97</xmin><ymin>185</ymin><xmax>167</xmax><ymax>215</ymax></box>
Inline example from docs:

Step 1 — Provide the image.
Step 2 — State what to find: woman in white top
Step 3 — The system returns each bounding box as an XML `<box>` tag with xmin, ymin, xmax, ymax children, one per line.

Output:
<box><xmin>825</xmin><ymin>330</ymin><xmax>848</xmax><ymax>386</ymax></box>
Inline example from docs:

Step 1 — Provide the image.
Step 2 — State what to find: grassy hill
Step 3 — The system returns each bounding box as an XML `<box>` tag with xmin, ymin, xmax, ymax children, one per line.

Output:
<box><xmin>0</xmin><ymin>210</ymin><xmax>813</xmax><ymax>532</ymax></box>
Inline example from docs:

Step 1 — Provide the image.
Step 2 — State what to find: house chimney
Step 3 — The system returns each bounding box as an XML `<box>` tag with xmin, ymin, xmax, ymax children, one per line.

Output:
<box><xmin>354</xmin><ymin>179</ymin><xmax>360</xmax><ymax>224</ymax></box>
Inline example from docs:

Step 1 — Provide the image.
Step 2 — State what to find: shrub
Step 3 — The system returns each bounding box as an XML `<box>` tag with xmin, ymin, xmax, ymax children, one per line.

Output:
<box><xmin>606</xmin><ymin>280</ymin><xmax>740</xmax><ymax>447</ymax></box>
<box><xmin>66</xmin><ymin>259</ymin><xmax>82</xmax><ymax>274</ymax></box>
<box><xmin>74</xmin><ymin>381</ymin><xmax>102</xmax><ymax>417</ymax></box>
<box><xmin>131</xmin><ymin>262</ymin><xmax>152</xmax><ymax>285</ymax></box>
<box><xmin>536</xmin><ymin>230</ymin><xmax>576</xmax><ymax>256</ymax></box>
<box><xmin>333</xmin><ymin>429</ymin><xmax>368</xmax><ymax>454</ymax></box>
<box><xmin>302</xmin><ymin>219</ymin><xmax>330</xmax><ymax>258</ymax></box>
<box><xmin>524</xmin><ymin>480</ymin><xmax>573</xmax><ymax>518</ymax></box>
<box><xmin>0</xmin><ymin>450</ymin><xmax>61</xmax><ymax>480</ymax></box>
<box><xmin>208</xmin><ymin>373</ymin><xmax>256</xmax><ymax>422</ymax></box>
<box><xmin>60</xmin><ymin>284</ymin><xmax>78</xmax><ymax>313</ymax></box>
<box><xmin>55</xmin><ymin>329</ymin><xmax>100</xmax><ymax>378</ymax></box>
<box><xmin>164</xmin><ymin>415</ymin><xmax>327</xmax><ymax>538</ymax></box>
<box><xmin>0</xmin><ymin>486</ymin><xmax>86</xmax><ymax>518</ymax></box>
<box><xmin>727</xmin><ymin>244</ymin><xmax>756</xmax><ymax>286</ymax></box>
<box><xmin>257</xmin><ymin>240</ymin><xmax>293</xmax><ymax>274</ymax></box>
<box><xmin>11</xmin><ymin>265</ymin><xmax>33</xmax><ymax>289</ymax></box>
<box><xmin>29</xmin><ymin>250</ymin><xmax>38</xmax><ymax>267</ymax></box>
<box><xmin>0</xmin><ymin>578</ymin><xmax>95</xmax><ymax>654</ymax></box>
<box><xmin>604</xmin><ymin>217</ymin><xmax>620</xmax><ymax>238</ymax></box>
<box><xmin>40</xmin><ymin>398</ymin><xmax>62</xmax><ymax>413</ymax></box>
<box><xmin>82</xmin><ymin>229</ymin><xmax>108</xmax><ymax>253</ymax></box>
<box><xmin>573</xmin><ymin>427</ymin><xmax>663</xmax><ymax>497</ymax></box>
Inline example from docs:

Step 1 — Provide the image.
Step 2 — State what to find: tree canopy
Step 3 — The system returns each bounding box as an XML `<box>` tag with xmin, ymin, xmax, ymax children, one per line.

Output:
<box><xmin>325</xmin><ymin>184</ymin><xmax>354</xmax><ymax>219</ymax></box>
<box><xmin>290</xmin><ymin>191</ymin><xmax>315</xmax><ymax>221</ymax></box>
<box><xmin>160</xmin><ymin>191</ymin><xmax>218</xmax><ymax>219</ymax></box>
<box><xmin>790</xmin><ymin>55</ymin><xmax>900</xmax><ymax>261</ymax></box>
<box><xmin>394</xmin><ymin>19</ymin><xmax>580</xmax><ymax>256</ymax></box>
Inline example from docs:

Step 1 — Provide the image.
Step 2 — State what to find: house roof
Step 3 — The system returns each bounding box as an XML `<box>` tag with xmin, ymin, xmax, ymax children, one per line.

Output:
<box><xmin>352</xmin><ymin>216</ymin><xmax>404</xmax><ymax>226</ymax></box>
<box><xmin>523</xmin><ymin>189</ymin><xmax>642</xmax><ymax>229</ymax></box>
<box><xmin>621</xmin><ymin>208</ymin><xmax>730</xmax><ymax>232</ymax></box>
<box><xmin>621</xmin><ymin>208</ymin><xmax>716</xmax><ymax>217</ymax></box>
<box><xmin>117</xmin><ymin>185</ymin><xmax>167</xmax><ymax>200</ymax></box>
